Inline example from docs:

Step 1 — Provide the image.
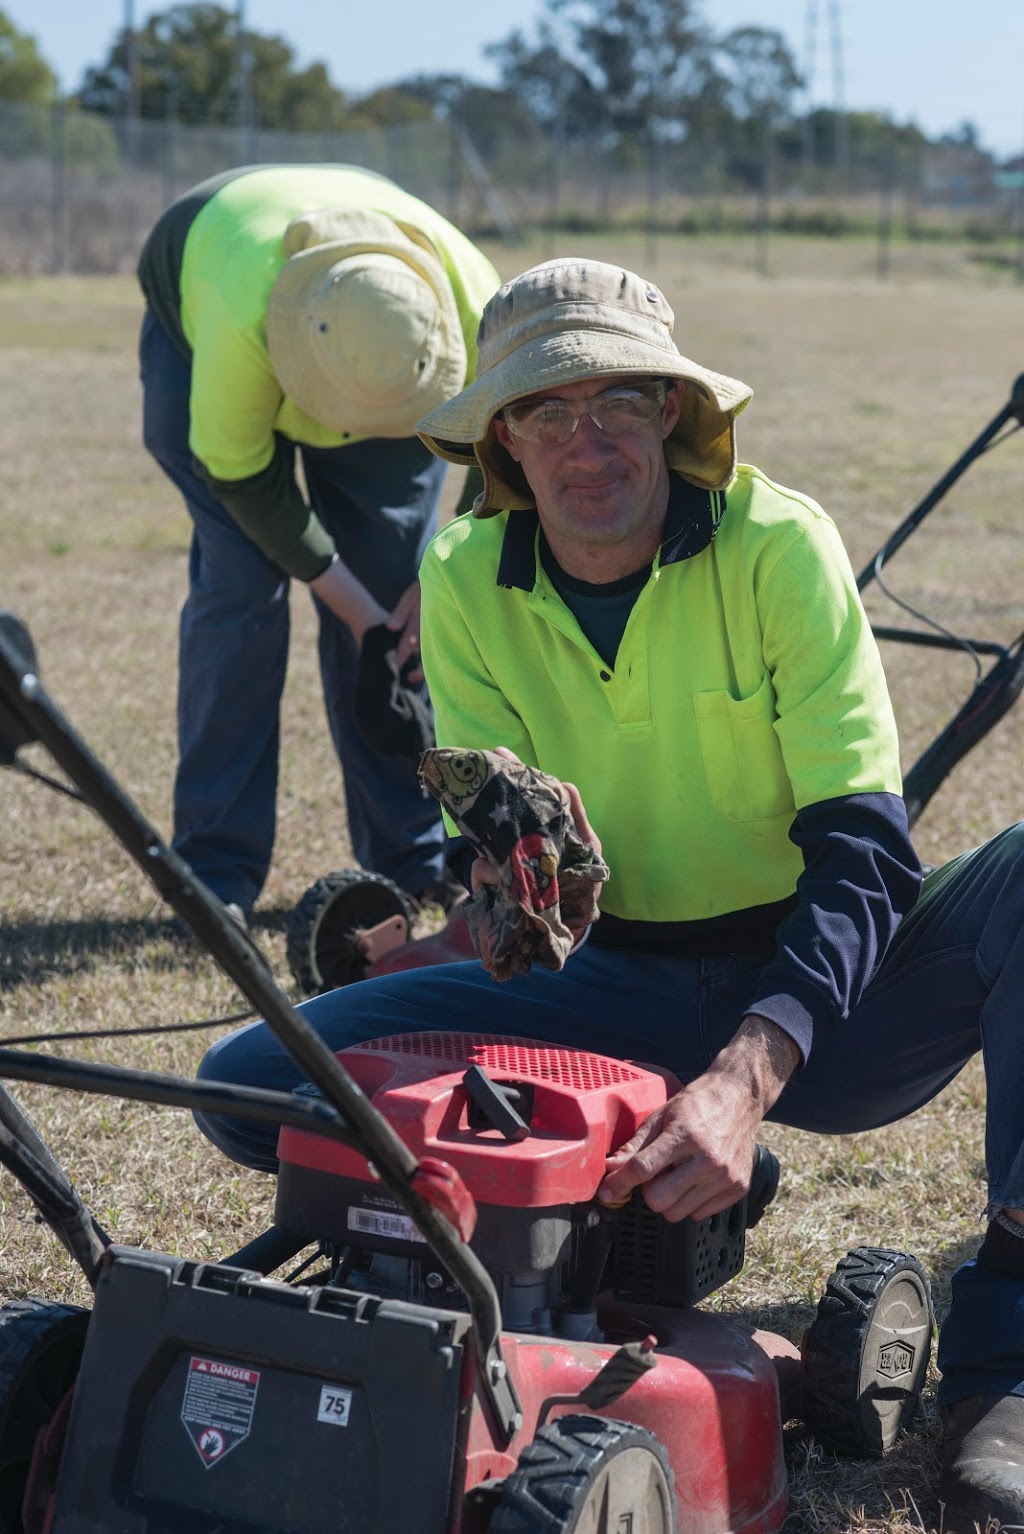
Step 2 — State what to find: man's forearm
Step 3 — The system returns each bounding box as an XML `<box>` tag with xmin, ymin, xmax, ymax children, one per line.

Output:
<box><xmin>597</xmin><ymin>1010</ymin><xmax>799</xmax><ymax>1221</ymax></box>
<box><xmin>200</xmin><ymin>440</ymin><xmax>336</xmax><ymax>581</ymax></box>
<box><xmin>707</xmin><ymin>1013</ymin><xmax>802</xmax><ymax>1115</ymax></box>
<box><xmin>308</xmin><ymin>555</ymin><xmax>388</xmax><ymax>642</ymax></box>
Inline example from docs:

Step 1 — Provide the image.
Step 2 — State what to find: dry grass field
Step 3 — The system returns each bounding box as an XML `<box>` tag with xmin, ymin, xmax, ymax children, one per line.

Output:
<box><xmin>1</xmin><ymin>231</ymin><xmax>1023</xmax><ymax>1532</ymax></box>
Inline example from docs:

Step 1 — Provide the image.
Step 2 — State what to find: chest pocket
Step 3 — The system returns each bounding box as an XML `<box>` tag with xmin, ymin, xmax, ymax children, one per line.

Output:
<box><xmin>693</xmin><ymin>672</ymin><xmax>794</xmax><ymax>822</ymax></box>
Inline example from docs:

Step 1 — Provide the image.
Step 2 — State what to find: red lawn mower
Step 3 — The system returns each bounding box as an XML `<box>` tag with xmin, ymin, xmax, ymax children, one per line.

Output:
<box><xmin>0</xmin><ymin>612</ymin><xmax>935</xmax><ymax>1534</ymax></box>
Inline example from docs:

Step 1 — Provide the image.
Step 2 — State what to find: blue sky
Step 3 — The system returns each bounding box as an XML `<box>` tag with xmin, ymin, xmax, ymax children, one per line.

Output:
<box><xmin>6</xmin><ymin>0</ymin><xmax>1024</xmax><ymax>159</ymax></box>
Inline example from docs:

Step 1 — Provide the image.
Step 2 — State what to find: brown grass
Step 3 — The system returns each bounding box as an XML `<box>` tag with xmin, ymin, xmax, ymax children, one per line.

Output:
<box><xmin>1</xmin><ymin>236</ymin><xmax>1023</xmax><ymax>1532</ymax></box>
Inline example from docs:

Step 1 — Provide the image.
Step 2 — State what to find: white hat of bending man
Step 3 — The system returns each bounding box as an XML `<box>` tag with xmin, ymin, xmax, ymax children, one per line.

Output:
<box><xmin>416</xmin><ymin>256</ymin><xmax>753</xmax><ymax>516</ymax></box>
<box><xmin>265</xmin><ymin>208</ymin><xmax>468</xmax><ymax>440</ymax></box>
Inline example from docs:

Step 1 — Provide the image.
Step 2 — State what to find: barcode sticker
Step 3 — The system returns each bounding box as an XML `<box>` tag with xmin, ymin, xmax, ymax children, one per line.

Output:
<box><xmin>317</xmin><ymin>1385</ymin><xmax>353</xmax><ymax>1427</ymax></box>
<box><xmin>347</xmin><ymin>1207</ymin><xmax>426</xmax><ymax>1243</ymax></box>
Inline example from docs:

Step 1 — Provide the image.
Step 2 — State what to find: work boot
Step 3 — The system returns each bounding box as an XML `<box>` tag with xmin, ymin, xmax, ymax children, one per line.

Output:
<box><xmin>167</xmin><ymin>900</ymin><xmax>253</xmax><ymax>954</ymax></box>
<box><xmin>224</xmin><ymin>902</ymin><xmax>250</xmax><ymax>932</ymax></box>
<box><xmin>940</xmin><ymin>1392</ymin><xmax>1024</xmax><ymax>1533</ymax></box>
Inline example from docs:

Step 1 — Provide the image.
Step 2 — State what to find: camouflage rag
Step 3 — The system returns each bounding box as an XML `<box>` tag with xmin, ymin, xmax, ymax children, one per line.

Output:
<box><xmin>418</xmin><ymin>748</ymin><xmax>610</xmax><ymax>982</ymax></box>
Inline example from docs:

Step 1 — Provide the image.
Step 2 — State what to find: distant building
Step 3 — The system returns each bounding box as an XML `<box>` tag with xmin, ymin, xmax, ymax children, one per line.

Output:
<box><xmin>995</xmin><ymin>156</ymin><xmax>1024</xmax><ymax>195</ymax></box>
<box><xmin>921</xmin><ymin>141</ymin><xmax>996</xmax><ymax>206</ymax></box>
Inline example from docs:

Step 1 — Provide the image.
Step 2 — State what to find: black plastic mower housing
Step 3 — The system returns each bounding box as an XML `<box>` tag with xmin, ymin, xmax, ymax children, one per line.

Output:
<box><xmin>49</xmin><ymin>1246</ymin><xmax>470</xmax><ymax>1534</ymax></box>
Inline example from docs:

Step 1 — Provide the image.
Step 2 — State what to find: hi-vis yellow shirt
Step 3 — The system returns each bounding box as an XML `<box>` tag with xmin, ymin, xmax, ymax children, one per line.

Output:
<box><xmin>177</xmin><ymin>165</ymin><xmax>500</xmax><ymax>482</ymax></box>
<box><xmin>139</xmin><ymin>164</ymin><xmax>501</xmax><ymax>577</ymax></box>
<box><xmin>419</xmin><ymin>465</ymin><xmax>904</xmax><ymax>925</ymax></box>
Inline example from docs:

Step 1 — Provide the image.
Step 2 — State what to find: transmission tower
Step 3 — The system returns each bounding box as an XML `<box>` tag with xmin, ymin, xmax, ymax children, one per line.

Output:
<box><xmin>801</xmin><ymin>0</ymin><xmax>849</xmax><ymax>171</ymax></box>
<box><xmin>123</xmin><ymin>0</ymin><xmax>141</xmax><ymax>163</ymax></box>
<box><xmin>236</xmin><ymin>1</ymin><xmax>255</xmax><ymax>157</ymax></box>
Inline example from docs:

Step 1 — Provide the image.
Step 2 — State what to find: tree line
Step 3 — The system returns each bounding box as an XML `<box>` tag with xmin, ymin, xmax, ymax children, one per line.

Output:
<box><xmin>0</xmin><ymin>0</ymin><xmax>990</xmax><ymax>181</ymax></box>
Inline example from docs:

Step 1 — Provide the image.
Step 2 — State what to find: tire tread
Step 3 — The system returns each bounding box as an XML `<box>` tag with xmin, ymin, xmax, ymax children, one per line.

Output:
<box><xmin>490</xmin><ymin>1414</ymin><xmax>674</xmax><ymax>1533</ymax></box>
<box><xmin>802</xmin><ymin>1245</ymin><xmax>933</xmax><ymax>1458</ymax></box>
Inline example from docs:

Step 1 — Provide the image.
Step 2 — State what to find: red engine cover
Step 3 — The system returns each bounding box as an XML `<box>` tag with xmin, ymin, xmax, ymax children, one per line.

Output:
<box><xmin>276</xmin><ymin>1033</ymin><xmax>677</xmax><ymax>1207</ymax></box>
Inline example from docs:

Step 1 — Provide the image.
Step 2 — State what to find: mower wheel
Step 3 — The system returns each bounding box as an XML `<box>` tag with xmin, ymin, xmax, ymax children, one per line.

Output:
<box><xmin>801</xmin><ymin>1246</ymin><xmax>934</xmax><ymax>1458</ymax></box>
<box><xmin>286</xmin><ymin>869</ymin><xmax>418</xmax><ymax>995</ymax></box>
<box><xmin>0</xmin><ymin>1299</ymin><xmax>90</xmax><ymax>1533</ymax></box>
<box><xmin>489</xmin><ymin>1413</ymin><xmax>675</xmax><ymax>1533</ymax></box>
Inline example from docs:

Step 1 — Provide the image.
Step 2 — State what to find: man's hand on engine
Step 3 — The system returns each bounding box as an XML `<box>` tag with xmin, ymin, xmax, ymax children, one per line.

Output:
<box><xmin>598</xmin><ymin>1015</ymin><xmax>800</xmax><ymax>1222</ymax></box>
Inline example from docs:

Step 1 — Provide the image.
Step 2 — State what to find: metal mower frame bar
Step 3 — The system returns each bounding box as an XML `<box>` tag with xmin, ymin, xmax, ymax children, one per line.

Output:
<box><xmin>0</xmin><ymin>616</ymin><xmax>522</xmax><ymax>1441</ymax></box>
<box><xmin>856</xmin><ymin>372</ymin><xmax>1024</xmax><ymax>826</ymax></box>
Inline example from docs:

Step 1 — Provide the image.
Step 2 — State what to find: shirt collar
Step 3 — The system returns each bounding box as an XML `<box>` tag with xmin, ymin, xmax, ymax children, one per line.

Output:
<box><xmin>496</xmin><ymin>474</ymin><xmax>727</xmax><ymax>591</ymax></box>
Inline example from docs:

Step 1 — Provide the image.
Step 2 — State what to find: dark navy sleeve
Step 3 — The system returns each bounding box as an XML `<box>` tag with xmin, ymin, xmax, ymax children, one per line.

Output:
<box><xmin>744</xmin><ymin>791</ymin><xmax>922</xmax><ymax>1063</ymax></box>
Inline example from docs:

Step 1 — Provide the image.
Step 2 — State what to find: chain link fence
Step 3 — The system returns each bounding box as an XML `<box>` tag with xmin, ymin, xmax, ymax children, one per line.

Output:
<box><xmin>2</xmin><ymin>99</ymin><xmax>1023</xmax><ymax>279</ymax></box>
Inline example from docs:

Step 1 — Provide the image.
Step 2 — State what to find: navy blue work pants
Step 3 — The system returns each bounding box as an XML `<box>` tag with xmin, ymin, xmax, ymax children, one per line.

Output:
<box><xmin>196</xmin><ymin>822</ymin><xmax>1024</xmax><ymax>1408</ymax></box>
<box><xmin>140</xmin><ymin>310</ymin><xmax>447</xmax><ymax>911</ymax></box>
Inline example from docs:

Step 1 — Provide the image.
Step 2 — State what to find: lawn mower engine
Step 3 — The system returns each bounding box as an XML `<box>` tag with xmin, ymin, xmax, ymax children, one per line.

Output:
<box><xmin>276</xmin><ymin>1032</ymin><xmax>772</xmax><ymax>1333</ymax></box>
<box><xmin>272</xmin><ymin>1030</ymin><xmax>793</xmax><ymax>1534</ymax></box>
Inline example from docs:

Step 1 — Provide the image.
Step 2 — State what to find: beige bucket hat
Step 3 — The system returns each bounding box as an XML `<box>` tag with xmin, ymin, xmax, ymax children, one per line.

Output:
<box><xmin>265</xmin><ymin>208</ymin><xmax>467</xmax><ymax>439</ymax></box>
<box><xmin>417</xmin><ymin>256</ymin><xmax>752</xmax><ymax>516</ymax></box>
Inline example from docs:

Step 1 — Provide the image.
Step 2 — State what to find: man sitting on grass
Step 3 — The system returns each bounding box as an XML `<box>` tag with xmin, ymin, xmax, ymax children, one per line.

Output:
<box><xmin>196</xmin><ymin>256</ymin><xmax>1024</xmax><ymax>1533</ymax></box>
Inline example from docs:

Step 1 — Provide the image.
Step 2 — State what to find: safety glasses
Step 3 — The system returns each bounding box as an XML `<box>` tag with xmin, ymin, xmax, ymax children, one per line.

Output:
<box><xmin>501</xmin><ymin>380</ymin><xmax>669</xmax><ymax>445</ymax></box>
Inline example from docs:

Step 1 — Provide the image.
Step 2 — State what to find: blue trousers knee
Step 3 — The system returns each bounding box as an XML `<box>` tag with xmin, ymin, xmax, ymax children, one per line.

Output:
<box><xmin>196</xmin><ymin>822</ymin><xmax>1024</xmax><ymax>1407</ymax></box>
<box><xmin>140</xmin><ymin>311</ymin><xmax>447</xmax><ymax>909</ymax></box>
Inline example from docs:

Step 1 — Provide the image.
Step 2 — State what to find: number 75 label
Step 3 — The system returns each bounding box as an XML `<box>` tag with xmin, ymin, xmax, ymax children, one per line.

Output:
<box><xmin>317</xmin><ymin>1384</ymin><xmax>353</xmax><ymax>1426</ymax></box>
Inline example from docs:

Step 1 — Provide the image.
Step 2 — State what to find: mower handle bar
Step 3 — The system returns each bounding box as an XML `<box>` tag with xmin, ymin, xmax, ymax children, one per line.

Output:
<box><xmin>0</xmin><ymin>617</ymin><xmax>523</xmax><ymax>1443</ymax></box>
<box><xmin>856</xmin><ymin>371</ymin><xmax>1024</xmax><ymax>593</ymax></box>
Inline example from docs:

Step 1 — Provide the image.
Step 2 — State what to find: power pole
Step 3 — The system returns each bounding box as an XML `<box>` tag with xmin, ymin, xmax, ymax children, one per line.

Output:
<box><xmin>124</xmin><ymin>0</ymin><xmax>141</xmax><ymax>163</ymax></box>
<box><xmin>828</xmin><ymin>0</ymin><xmax>849</xmax><ymax>171</ymax></box>
<box><xmin>801</xmin><ymin>0</ymin><xmax>847</xmax><ymax>172</ymax></box>
<box><xmin>237</xmin><ymin>0</ymin><xmax>254</xmax><ymax>157</ymax></box>
<box><xmin>800</xmin><ymin>0</ymin><xmax>817</xmax><ymax>170</ymax></box>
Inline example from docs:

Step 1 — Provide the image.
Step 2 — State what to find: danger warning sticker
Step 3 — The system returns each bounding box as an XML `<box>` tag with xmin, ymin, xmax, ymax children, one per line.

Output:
<box><xmin>181</xmin><ymin>1356</ymin><xmax>260</xmax><ymax>1468</ymax></box>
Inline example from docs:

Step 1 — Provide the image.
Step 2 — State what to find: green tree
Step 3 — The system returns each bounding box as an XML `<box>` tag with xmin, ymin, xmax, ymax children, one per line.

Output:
<box><xmin>0</xmin><ymin>8</ymin><xmax>57</xmax><ymax>102</ymax></box>
<box><xmin>485</xmin><ymin>24</ymin><xmax>600</xmax><ymax>141</ymax></box>
<box><xmin>76</xmin><ymin>2</ymin><xmax>349</xmax><ymax>129</ymax></box>
<box><xmin>486</xmin><ymin>0</ymin><xmax>719</xmax><ymax>143</ymax></box>
<box><xmin>396</xmin><ymin>73</ymin><xmax>536</xmax><ymax>159</ymax></box>
<box><xmin>389</xmin><ymin>72</ymin><xmax>540</xmax><ymax>188</ymax></box>
<box><xmin>716</xmin><ymin>26</ymin><xmax>801</xmax><ymax>128</ymax></box>
<box><xmin>344</xmin><ymin>85</ymin><xmax>436</xmax><ymax>130</ymax></box>
<box><xmin>775</xmin><ymin>108</ymin><xmax>930</xmax><ymax>177</ymax></box>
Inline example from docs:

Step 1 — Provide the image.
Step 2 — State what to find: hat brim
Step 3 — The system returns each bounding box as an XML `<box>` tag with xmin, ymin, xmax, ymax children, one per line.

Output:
<box><xmin>267</xmin><ymin>221</ymin><xmax>467</xmax><ymax>439</ymax></box>
<box><xmin>417</xmin><ymin>333</ymin><xmax>752</xmax><ymax>515</ymax></box>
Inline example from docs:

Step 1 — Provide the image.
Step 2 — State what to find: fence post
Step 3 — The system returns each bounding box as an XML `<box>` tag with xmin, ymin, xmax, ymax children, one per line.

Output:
<box><xmin>162</xmin><ymin>86</ymin><xmax>179</xmax><ymax>209</ymax></box>
<box><xmin>876</xmin><ymin>118</ymin><xmax>894</xmax><ymax>280</ymax></box>
<box><xmin>755</xmin><ymin>116</ymin><xmax>773</xmax><ymax>276</ymax></box>
<box><xmin>447</xmin><ymin>118</ymin><xmax>462</xmax><ymax>226</ymax></box>
<box><xmin>598</xmin><ymin>114</ymin><xmax>613</xmax><ymax>228</ymax></box>
<box><xmin>644</xmin><ymin>132</ymin><xmax>661</xmax><ymax>269</ymax></box>
<box><xmin>51</xmin><ymin>100</ymin><xmax>69</xmax><ymax>275</ymax></box>
<box><xmin>546</xmin><ymin>122</ymin><xmax>563</xmax><ymax>259</ymax></box>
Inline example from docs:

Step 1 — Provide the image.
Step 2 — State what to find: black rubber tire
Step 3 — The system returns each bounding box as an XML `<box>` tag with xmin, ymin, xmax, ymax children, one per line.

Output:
<box><xmin>285</xmin><ymin>869</ymin><xmax>417</xmax><ymax>995</ymax></box>
<box><xmin>0</xmin><ymin>1300</ymin><xmax>90</xmax><ymax>1533</ymax></box>
<box><xmin>489</xmin><ymin>1414</ymin><xmax>675</xmax><ymax>1533</ymax></box>
<box><xmin>801</xmin><ymin>1245</ymin><xmax>934</xmax><ymax>1458</ymax></box>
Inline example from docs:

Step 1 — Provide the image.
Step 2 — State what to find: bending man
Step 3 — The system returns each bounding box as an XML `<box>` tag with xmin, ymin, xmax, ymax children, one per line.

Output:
<box><xmin>139</xmin><ymin>163</ymin><xmax>500</xmax><ymax>921</ymax></box>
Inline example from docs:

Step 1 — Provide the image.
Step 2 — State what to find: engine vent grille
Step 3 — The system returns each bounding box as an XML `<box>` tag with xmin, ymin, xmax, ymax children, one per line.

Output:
<box><xmin>611</xmin><ymin>1190</ymin><xmax>747</xmax><ymax>1307</ymax></box>
<box><xmin>351</xmin><ymin>1033</ymin><xmax>648</xmax><ymax>1090</ymax></box>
